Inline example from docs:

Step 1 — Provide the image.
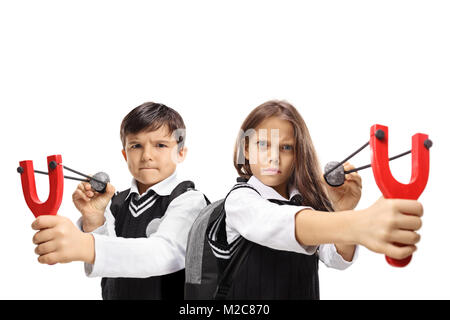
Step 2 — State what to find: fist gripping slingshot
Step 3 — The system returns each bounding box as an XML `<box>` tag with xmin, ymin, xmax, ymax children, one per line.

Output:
<box><xmin>17</xmin><ymin>154</ymin><xmax>110</xmax><ymax>217</ymax></box>
<box><xmin>323</xmin><ymin>124</ymin><xmax>432</xmax><ymax>267</ymax></box>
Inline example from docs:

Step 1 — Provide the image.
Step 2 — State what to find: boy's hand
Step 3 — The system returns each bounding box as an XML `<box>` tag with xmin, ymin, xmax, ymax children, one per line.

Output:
<box><xmin>32</xmin><ymin>215</ymin><xmax>95</xmax><ymax>265</ymax></box>
<box><xmin>324</xmin><ymin>162</ymin><xmax>362</xmax><ymax>211</ymax></box>
<box><xmin>72</xmin><ymin>181</ymin><xmax>115</xmax><ymax>232</ymax></box>
<box><xmin>355</xmin><ymin>197</ymin><xmax>423</xmax><ymax>260</ymax></box>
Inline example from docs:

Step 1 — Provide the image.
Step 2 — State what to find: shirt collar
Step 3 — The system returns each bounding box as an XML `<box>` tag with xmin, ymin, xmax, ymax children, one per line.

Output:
<box><xmin>247</xmin><ymin>175</ymin><xmax>300</xmax><ymax>202</ymax></box>
<box><xmin>125</xmin><ymin>170</ymin><xmax>179</xmax><ymax>200</ymax></box>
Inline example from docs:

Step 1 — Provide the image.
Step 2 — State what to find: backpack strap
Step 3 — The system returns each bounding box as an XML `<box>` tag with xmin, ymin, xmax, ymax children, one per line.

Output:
<box><xmin>110</xmin><ymin>188</ymin><xmax>131</xmax><ymax>219</ymax></box>
<box><xmin>168</xmin><ymin>180</ymin><xmax>211</xmax><ymax>206</ymax></box>
<box><xmin>167</xmin><ymin>180</ymin><xmax>195</xmax><ymax>204</ymax></box>
<box><xmin>213</xmin><ymin>181</ymin><xmax>261</xmax><ymax>300</ymax></box>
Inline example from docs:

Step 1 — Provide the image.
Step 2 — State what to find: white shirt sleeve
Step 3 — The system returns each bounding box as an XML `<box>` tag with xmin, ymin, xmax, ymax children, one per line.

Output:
<box><xmin>224</xmin><ymin>186</ymin><xmax>317</xmax><ymax>255</ymax></box>
<box><xmin>318</xmin><ymin>244</ymin><xmax>359</xmax><ymax>270</ymax></box>
<box><xmin>84</xmin><ymin>190</ymin><xmax>207</xmax><ymax>278</ymax></box>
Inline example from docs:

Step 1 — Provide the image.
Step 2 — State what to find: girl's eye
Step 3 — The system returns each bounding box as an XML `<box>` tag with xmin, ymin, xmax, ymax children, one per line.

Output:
<box><xmin>257</xmin><ymin>141</ymin><xmax>268</xmax><ymax>147</ymax></box>
<box><xmin>282</xmin><ymin>145</ymin><xmax>293</xmax><ymax>151</ymax></box>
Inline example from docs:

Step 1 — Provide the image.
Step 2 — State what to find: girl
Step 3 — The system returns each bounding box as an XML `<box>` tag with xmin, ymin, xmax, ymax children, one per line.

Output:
<box><xmin>208</xmin><ymin>100</ymin><xmax>423</xmax><ymax>300</ymax></box>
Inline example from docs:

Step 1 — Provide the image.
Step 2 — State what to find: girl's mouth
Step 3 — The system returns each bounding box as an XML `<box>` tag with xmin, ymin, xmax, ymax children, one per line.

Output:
<box><xmin>261</xmin><ymin>168</ymin><xmax>281</xmax><ymax>175</ymax></box>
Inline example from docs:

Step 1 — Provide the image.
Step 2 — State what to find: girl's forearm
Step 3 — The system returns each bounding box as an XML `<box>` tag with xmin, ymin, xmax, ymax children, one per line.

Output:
<box><xmin>294</xmin><ymin>209</ymin><xmax>359</xmax><ymax>246</ymax></box>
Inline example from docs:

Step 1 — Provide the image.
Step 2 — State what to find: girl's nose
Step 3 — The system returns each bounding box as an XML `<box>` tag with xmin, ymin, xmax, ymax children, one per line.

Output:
<box><xmin>268</xmin><ymin>149</ymin><xmax>280</xmax><ymax>166</ymax></box>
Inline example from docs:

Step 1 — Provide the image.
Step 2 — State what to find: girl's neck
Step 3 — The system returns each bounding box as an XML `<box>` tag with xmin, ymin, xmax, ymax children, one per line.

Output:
<box><xmin>272</xmin><ymin>182</ymin><xmax>289</xmax><ymax>200</ymax></box>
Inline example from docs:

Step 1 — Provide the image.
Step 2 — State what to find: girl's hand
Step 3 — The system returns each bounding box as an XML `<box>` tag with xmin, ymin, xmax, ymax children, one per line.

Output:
<box><xmin>324</xmin><ymin>162</ymin><xmax>362</xmax><ymax>211</ymax></box>
<box><xmin>355</xmin><ymin>197</ymin><xmax>423</xmax><ymax>260</ymax></box>
<box><xmin>32</xmin><ymin>215</ymin><xmax>95</xmax><ymax>265</ymax></box>
<box><xmin>72</xmin><ymin>181</ymin><xmax>115</xmax><ymax>232</ymax></box>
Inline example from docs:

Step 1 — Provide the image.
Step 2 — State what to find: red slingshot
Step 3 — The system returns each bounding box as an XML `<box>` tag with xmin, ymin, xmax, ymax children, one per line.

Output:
<box><xmin>370</xmin><ymin>124</ymin><xmax>430</xmax><ymax>267</ymax></box>
<box><xmin>17</xmin><ymin>154</ymin><xmax>64</xmax><ymax>217</ymax></box>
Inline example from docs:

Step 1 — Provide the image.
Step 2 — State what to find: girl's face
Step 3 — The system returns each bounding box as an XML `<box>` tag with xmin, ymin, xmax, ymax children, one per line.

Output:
<box><xmin>122</xmin><ymin>125</ymin><xmax>186</xmax><ymax>194</ymax></box>
<box><xmin>245</xmin><ymin>116</ymin><xmax>296</xmax><ymax>198</ymax></box>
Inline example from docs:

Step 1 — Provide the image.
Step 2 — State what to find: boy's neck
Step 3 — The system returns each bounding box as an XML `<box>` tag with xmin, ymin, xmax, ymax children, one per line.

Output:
<box><xmin>137</xmin><ymin>182</ymin><xmax>153</xmax><ymax>195</ymax></box>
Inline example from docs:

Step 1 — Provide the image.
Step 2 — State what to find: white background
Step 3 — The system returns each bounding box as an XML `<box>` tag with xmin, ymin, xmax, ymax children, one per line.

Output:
<box><xmin>1</xmin><ymin>1</ymin><xmax>448</xmax><ymax>299</ymax></box>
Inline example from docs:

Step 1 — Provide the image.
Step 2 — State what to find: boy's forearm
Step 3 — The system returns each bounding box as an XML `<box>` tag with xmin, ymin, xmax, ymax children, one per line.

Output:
<box><xmin>294</xmin><ymin>209</ymin><xmax>359</xmax><ymax>246</ymax></box>
<box><xmin>82</xmin><ymin>216</ymin><xmax>106</xmax><ymax>233</ymax></box>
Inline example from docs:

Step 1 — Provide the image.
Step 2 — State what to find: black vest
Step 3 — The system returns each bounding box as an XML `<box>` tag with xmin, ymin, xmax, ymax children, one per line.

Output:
<box><xmin>101</xmin><ymin>181</ymin><xmax>195</xmax><ymax>300</ymax></box>
<box><xmin>217</xmin><ymin>187</ymin><xmax>320</xmax><ymax>300</ymax></box>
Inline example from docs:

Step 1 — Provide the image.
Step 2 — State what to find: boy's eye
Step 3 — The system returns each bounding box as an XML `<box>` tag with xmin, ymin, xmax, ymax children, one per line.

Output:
<box><xmin>281</xmin><ymin>145</ymin><xmax>293</xmax><ymax>151</ymax></box>
<box><xmin>131</xmin><ymin>144</ymin><xmax>141</xmax><ymax>149</ymax></box>
<box><xmin>157</xmin><ymin>143</ymin><xmax>167</xmax><ymax>148</ymax></box>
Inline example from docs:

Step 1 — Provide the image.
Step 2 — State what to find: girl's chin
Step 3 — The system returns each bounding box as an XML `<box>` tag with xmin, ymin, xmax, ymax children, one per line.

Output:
<box><xmin>256</xmin><ymin>174</ymin><xmax>285</xmax><ymax>186</ymax></box>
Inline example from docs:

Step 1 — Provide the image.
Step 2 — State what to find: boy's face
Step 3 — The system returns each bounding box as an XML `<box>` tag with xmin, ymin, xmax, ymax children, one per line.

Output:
<box><xmin>122</xmin><ymin>125</ymin><xmax>187</xmax><ymax>194</ymax></box>
<box><xmin>245</xmin><ymin>116</ymin><xmax>295</xmax><ymax>198</ymax></box>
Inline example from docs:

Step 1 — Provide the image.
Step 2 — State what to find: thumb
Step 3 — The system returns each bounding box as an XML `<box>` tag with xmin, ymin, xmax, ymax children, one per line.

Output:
<box><xmin>31</xmin><ymin>215</ymin><xmax>60</xmax><ymax>230</ymax></box>
<box><xmin>105</xmin><ymin>183</ymin><xmax>116</xmax><ymax>197</ymax></box>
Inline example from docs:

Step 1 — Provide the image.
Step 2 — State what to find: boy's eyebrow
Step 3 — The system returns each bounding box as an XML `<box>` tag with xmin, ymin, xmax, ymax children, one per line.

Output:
<box><xmin>126</xmin><ymin>139</ymin><xmax>140</xmax><ymax>145</ymax></box>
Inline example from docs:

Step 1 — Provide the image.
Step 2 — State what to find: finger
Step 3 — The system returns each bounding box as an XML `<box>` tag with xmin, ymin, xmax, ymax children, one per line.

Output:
<box><xmin>394</xmin><ymin>199</ymin><xmax>424</xmax><ymax>217</ymax></box>
<box><xmin>31</xmin><ymin>215</ymin><xmax>59</xmax><ymax>231</ymax></box>
<box><xmin>32</xmin><ymin>229</ymin><xmax>54</xmax><ymax>245</ymax></box>
<box><xmin>77</xmin><ymin>182</ymin><xmax>86</xmax><ymax>192</ymax></box>
<box><xmin>35</xmin><ymin>240</ymin><xmax>57</xmax><ymax>255</ymax></box>
<box><xmin>388</xmin><ymin>230</ymin><xmax>421</xmax><ymax>245</ymax></box>
<box><xmin>348</xmin><ymin>172</ymin><xmax>362</xmax><ymax>188</ymax></box>
<box><xmin>84</xmin><ymin>181</ymin><xmax>92</xmax><ymax>192</ymax></box>
<box><xmin>86</xmin><ymin>189</ymin><xmax>95</xmax><ymax>198</ymax></box>
<box><xmin>343</xmin><ymin>162</ymin><xmax>356</xmax><ymax>171</ymax></box>
<box><xmin>385</xmin><ymin>243</ymin><xmax>417</xmax><ymax>260</ymax></box>
<box><xmin>105</xmin><ymin>183</ymin><xmax>116</xmax><ymax>197</ymax></box>
<box><xmin>396</xmin><ymin>215</ymin><xmax>422</xmax><ymax>231</ymax></box>
<box><xmin>38</xmin><ymin>252</ymin><xmax>60</xmax><ymax>265</ymax></box>
<box><xmin>73</xmin><ymin>189</ymin><xmax>90</xmax><ymax>202</ymax></box>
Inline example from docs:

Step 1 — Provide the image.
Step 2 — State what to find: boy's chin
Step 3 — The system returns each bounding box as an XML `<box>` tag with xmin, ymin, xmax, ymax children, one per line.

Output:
<box><xmin>135</xmin><ymin>170</ymin><xmax>173</xmax><ymax>187</ymax></box>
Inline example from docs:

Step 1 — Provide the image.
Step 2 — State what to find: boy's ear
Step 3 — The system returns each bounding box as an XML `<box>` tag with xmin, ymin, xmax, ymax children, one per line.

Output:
<box><xmin>122</xmin><ymin>149</ymin><xmax>127</xmax><ymax>161</ymax></box>
<box><xmin>176</xmin><ymin>146</ymin><xmax>188</xmax><ymax>163</ymax></box>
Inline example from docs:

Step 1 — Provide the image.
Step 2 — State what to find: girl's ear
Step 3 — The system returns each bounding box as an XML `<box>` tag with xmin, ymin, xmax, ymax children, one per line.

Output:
<box><xmin>122</xmin><ymin>149</ymin><xmax>127</xmax><ymax>161</ymax></box>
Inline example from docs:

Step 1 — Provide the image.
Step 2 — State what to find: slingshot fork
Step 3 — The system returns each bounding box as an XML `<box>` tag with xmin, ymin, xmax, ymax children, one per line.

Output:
<box><xmin>370</xmin><ymin>124</ymin><xmax>430</xmax><ymax>267</ymax></box>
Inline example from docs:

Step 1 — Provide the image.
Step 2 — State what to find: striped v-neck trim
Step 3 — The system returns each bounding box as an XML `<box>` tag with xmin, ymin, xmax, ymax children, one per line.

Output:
<box><xmin>129</xmin><ymin>190</ymin><xmax>158</xmax><ymax>217</ymax></box>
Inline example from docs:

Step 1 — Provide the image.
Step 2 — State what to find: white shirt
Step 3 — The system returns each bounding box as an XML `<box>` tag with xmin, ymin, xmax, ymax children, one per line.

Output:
<box><xmin>225</xmin><ymin>175</ymin><xmax>358</xmax><ymax>270</ymax></box>
<box><xmin>81</xmin><ymin>171</ymin><xmax>208</xmax><ymax>278</ymax></box>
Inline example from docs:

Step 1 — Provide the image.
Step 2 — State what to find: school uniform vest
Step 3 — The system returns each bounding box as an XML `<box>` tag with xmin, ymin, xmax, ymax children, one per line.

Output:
<box><xmin>217</xmin><ymin>189</ymin><xmax>320</xmax><ymax>300</ymax></box>
<box><xmin>101</xmin><ymin>181</ymin><xmax>194</xmax><ymax>300</ymax></box>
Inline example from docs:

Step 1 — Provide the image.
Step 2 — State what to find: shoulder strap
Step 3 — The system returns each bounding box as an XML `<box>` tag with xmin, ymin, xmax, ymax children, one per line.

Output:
<box><xmin>167</xmin><ymin>180</ymin><xmax>195</xmax><ymax>204</ymax></box>
<box><xmin>167</xmin><ymin>180</ymin><xmax>211</xmax><ymax>206</ymax></box>
<box><xmin>110</xmin><ymin>188</ymin><xmax>131</xmax><ymax>219</ymax></box>
<box><xmin>213</xmin><ymin>182</ymin><xmax>261</xmax><ymax>300</ymax></box>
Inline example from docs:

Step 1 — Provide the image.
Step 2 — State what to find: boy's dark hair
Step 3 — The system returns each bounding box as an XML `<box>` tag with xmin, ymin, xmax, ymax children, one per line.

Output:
<box><xmin>120</xmin><ymin>102</ymin><xmax>186</xmax><ymax>149</ymax></box>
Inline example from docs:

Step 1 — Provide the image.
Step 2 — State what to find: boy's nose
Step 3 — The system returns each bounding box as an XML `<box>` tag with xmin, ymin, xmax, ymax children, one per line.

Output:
<box><xmin>141</xmin><ymin>147</ymin><xmax>155</xmax><ymax>162</ymax></box>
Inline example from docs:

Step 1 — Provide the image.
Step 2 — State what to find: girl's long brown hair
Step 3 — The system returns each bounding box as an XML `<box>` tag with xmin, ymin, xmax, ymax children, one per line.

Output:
<box><xmin>233</xmin><ymin>100</ymin><xmax>334</xmax><ymax>212</ymax></box>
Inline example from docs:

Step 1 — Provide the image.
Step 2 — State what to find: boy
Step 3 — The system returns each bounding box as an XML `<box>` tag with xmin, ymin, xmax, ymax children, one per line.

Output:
<box><xmin>31</xmin><ymin>102</ymin><xmax>209</xmax><ymax>300</ymax></box>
